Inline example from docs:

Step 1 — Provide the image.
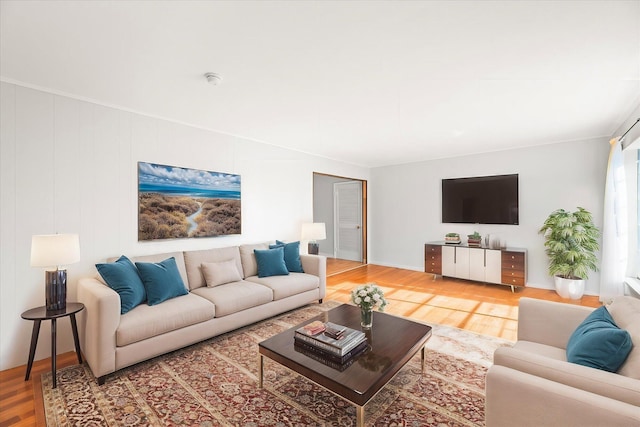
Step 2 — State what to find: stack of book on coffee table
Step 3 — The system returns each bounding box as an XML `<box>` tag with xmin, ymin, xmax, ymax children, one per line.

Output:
<box><xmin>294</xmin><ymin>321</ymin><xmax>368</xmax><ymax>369</ymax></box>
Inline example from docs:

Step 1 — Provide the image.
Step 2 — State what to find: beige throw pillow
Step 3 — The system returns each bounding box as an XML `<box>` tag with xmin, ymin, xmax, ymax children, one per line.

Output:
<box><xmin>607</xmin><ymin>296</ymin><xmax>640</xmax><ymax>379</ymax></box>
<box><xmin>202</xmin><ymin>259</ymin><xmax>242</xmax><ymax>287</ymax></box>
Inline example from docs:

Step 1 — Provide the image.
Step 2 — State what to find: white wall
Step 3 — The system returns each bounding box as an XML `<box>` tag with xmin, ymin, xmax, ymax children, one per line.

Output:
<box><xmin>0</xmin><ymin>82</ymin><xmax>369</xmax><ymax>371</ymax></box>
<box><xmin>368</xmin><ymin>139</ymin><xmax>609</xmax><ymax>294</ymax></box>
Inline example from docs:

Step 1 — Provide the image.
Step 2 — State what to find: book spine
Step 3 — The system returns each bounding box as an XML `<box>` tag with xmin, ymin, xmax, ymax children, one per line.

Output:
<box><xmin>340</xmin><ymin>334</ymin><xmax>366</xmax><ymax>354</ymax></box>
<box><xmin>294</xmin><ymin>339</ymin><xmax>368</xmax><ymax>364</ymax></box>
<box><xmin>294</xmin><ymin>327</ymin><xmax>366</xmax><ymax>355</ymax></box>
<box><xmin>294</xmin><ymin>332</ymin><xmax>342</xmax><ymax>355</ymax></box>
<box><xmin>294</xmin><ymin>333</ymin><xmax>366</xmax><ymax>357</ymax></box>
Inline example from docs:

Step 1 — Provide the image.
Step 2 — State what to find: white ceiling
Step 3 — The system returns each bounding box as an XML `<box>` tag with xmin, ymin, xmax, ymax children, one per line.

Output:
<box><xmin>2</xmin><ymin>1</ymin><xmax>639</xmax><ymax>167</ymax></box>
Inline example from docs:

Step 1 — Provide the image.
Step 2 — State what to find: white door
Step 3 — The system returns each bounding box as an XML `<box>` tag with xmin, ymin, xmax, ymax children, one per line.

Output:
<box><xmin>334</xmin><ymin>181</ymin><xmax>362</xmax><ymax>261</ymax></box>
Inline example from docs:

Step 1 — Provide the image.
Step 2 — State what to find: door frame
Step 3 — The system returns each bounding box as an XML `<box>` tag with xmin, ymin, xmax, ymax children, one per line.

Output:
<box><xmin>313</xmin><ymin>172</ymin><xmax>367</xmax><ymax>263</ymax></box>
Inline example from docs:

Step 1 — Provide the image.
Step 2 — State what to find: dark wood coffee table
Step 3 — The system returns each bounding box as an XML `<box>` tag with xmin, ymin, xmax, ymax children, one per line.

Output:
<box><xmin>258</xmin><ymin>304</ymin><xmax>432</xmax><ymax>426</ymax></box>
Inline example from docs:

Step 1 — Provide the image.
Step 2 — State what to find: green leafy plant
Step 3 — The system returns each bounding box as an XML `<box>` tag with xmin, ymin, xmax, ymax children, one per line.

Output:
<box><xmin>538</xmin><ymin>207</ymin><xmax>600</xmax><ymax>280</ymax></box>
<box><xmin>468</xmin><ymin>231</ymin><xmax>481</xmax><ymax>239</ymax></box>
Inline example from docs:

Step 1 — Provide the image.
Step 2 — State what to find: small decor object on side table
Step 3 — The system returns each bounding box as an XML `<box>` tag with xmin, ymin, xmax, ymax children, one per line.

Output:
<box><xmin>350</xmin><ymin>283</ymin><xmax>388</xmax><ymax>329</ymax></box>
<box><xmin>444</xmin><ymin>233</ymin><xmax>461</xmax><ymax>244</ymax></box>
<box><xmin>467</xmin><ymin>231</ymin><xmax>482</xmax><ymax>247</ymax></box>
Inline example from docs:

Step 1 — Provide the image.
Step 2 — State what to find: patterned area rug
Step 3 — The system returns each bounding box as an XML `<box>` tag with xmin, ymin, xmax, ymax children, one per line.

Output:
<box><xmin>41</xmin><ymin>301</ymin><xmax>512</xmax><ymax>426</ymax></box>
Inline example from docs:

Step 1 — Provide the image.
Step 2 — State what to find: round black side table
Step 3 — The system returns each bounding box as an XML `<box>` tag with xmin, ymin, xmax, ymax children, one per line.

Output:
<box><xmin>21</xmin><ymin>302</ymin><xmax>84</xmax><ymax>389</ymax></box>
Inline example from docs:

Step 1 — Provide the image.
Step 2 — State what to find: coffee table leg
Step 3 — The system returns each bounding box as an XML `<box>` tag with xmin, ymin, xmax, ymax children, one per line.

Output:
<box><xmin>258</xmin><ymin>354</ymin><xmax>264</xmax><ymax>388</ymax></box>
<box><xmin>421</xmin><ymin>346</ymin><xmax>426</xmax><ymax>373</ymax></box>
<box><xmin>356</xmin><ymin>405</ymin><xmax>364</xmax><ymax>427</ymax></box>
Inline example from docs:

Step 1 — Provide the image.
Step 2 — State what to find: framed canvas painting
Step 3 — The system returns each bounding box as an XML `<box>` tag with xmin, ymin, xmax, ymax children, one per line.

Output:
<box><xmin>138</xmin><ymin>162</ymin><xmax>241</xmax><ymax>240</ymax></box>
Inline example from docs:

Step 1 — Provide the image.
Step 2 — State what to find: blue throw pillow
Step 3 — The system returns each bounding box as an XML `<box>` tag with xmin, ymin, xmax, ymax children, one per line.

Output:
<box><xmin>270</xmin><ymin>240</ymin><xmax>304</xmax><ymax>273</ymax></box>
<box><xmin>135</xmin><ymin>257</ymin><xmax>188</xmax><ymax>305</ymax></box>
<box><xmin>254</xmin><ymin>247</ymin><xmax>289</xmax><ymax>278</ymax></box>
<box><xmin>96</xmin><ymin>255</ymin><xmax>146</xmax><ymax>314</ymax></box>
<box><xmin>566</xmin><ymin>306</ymin><xmax>633</xmax><ymax>372</ymax></box>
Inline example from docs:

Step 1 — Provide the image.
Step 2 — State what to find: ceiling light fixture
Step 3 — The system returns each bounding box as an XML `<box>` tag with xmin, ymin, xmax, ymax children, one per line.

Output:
<box><xmin>204</xmin><ymin>72</ymin><xmax>222</xmax><ymax>85</ymax></box>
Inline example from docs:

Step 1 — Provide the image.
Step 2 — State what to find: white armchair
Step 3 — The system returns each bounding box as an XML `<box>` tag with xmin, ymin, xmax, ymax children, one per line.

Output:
<box><xmin>485</xmin><ymin>297</ymin><xmax>640</xmax><ymax>426</ymax></box>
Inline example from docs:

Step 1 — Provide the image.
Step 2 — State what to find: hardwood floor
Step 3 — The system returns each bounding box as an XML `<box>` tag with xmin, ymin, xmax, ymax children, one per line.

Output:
<box><xmin>326</xmin><ymin>259</ymin><xmax>600</xmax><ymax>342</ymax></box>
<box><xmin>0</xmin><ymin>259</ymin><xmax>601</xmax><ymax>427</ymax></box>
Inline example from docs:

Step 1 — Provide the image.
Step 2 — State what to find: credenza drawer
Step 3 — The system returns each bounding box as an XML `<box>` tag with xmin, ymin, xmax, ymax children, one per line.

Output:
<box><xmin>426</xmin><ymin>262</ymin><xmax>441</xmax><ymax>274</ymax></box>
<box><xmin>501</xmin><ymin>251</ymin><xmax>525</xmax><ymax>264</ymax></box>
<box><xmin>501</xmin><ymin>275</ymin><xmax>526</xmax><ymax>287</ymax></box>
<box><xmin>502</xmin><ymin>269</ymin><xmax>525</xmax><ymax>279</ymax></box>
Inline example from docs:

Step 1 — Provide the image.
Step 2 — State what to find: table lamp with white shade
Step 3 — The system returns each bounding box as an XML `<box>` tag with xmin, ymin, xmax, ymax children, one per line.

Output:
<box><xmin>301</xmin><ymin>223</ymin><xmax>326</xmax><ymax>255</ymax></box>
<box><xmin>30</xmin><ymin>234</ymin><xmax>80</xmax><ymax>312</ymax></box>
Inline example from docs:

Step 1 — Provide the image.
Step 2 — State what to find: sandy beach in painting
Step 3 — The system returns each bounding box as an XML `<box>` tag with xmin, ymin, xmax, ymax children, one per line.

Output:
<box><xmin>138</xmin><ymin>193</ymin><xmax>241</xmax><ymax>240</ymax></box>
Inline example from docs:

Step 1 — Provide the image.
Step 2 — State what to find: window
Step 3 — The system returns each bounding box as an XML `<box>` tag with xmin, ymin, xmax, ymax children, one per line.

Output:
<box><xmin>623</xmin><ymin>138</ymin><xmax>640</xmax><ymax>279</ymax></box>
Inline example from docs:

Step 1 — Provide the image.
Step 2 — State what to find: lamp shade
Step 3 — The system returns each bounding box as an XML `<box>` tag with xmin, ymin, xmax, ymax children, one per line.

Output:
<box><xmin>30</xmin><ymin>234</ymin><xmax>80</xmax><ymax>268</ymax></box>
<box><xmin>301</xmin><ymin>223</ymin><xmax>326</xmax><ymax>241</ymax></box>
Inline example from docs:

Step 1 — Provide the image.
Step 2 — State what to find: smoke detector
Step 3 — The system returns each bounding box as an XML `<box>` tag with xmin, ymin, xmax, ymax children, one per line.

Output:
<box><xmin>204</xmin><ymin>72</ymin><xmax>222</xmax><ymax>85</ymax></box>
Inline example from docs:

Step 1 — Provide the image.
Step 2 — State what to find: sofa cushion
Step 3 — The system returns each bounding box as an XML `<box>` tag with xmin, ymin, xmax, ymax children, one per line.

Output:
<box><xmin>566</xmin><ymin>306</ymin><xmax>632</xmax><ymax>373</ymax></box>
<box><xmin>120</xmin><ymin>251</ymin><xmax>189</xmax><ymax>289</ymax></box>
<box><xmin>513</xmin><ymin>340</ymin><xmax>568</xmax><ymax>361</ymax></box>
<box><xmin>191</xmin><ymin>281</ymin><xmax>273</xmax><ymax>317</ymax></box>
<box><xmin>254</xmin><ymin>247</ymin><xmax>289</xmax><ymax>278</ymax></box>
<box><xmin>270</xmin><ymin>240</ymin><xmax>304</xmax><ymax>273</ymax></box>
<box><xmin>246</xmin><ymin>272</ymin><xmax>319</xmax><ymax>301</ymax></box>
<box><xmin>183</xmin><ymin>246</ymin><xmax>243</xmax><ymax>290</ymax></box>
<box><xmin>202</xmin><ymin>259</ymin><xmax>243</xmax><ymax>287</ymax></box>
<box><xmin>607</xmin><ymin>296</ymin><xmax>640</xmax><ymax>379</ymax></box>
<box><xmin>116</xmin><ymin>293</ymin><xmax>214</xmax><ymax>347</ymax></box>
<box><xmin>135</xmin><ymin>257</ymin><xmax>189</xmax><ymax>305</ymax></box>
<box><xmin>239</xmin><ymin>242</ymin><xmax>270</xmax><ymax>278</ymax></box>
<box><xmin>96</xmin><ymin>255</ymin><xmax>146</xmax><ymax>314</ymax></box>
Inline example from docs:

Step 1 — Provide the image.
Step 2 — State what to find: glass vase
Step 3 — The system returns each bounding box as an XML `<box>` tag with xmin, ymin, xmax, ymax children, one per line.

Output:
<box><xmin>360</xmin><ymin>307</ymin><xmax>373</xmax><ymax>329</ymax></box>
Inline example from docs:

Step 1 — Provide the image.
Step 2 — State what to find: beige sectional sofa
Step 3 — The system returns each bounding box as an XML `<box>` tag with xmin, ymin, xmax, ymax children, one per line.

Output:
<box><xmin>485</xmin><ymin>297</ymin><xmax>640</xmax><ymax>426</ymax></box>
<box><xmin>77</xmin><ymin>242</ymin><xmax>326</xmax><ymax>385</ymax></box>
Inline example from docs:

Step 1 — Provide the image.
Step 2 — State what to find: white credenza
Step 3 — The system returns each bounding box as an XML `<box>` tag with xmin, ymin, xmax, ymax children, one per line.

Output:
<box><xmin>426</xmin><ymin>242</ymin><xmax>526</xmax><ymax>291</ymax></box>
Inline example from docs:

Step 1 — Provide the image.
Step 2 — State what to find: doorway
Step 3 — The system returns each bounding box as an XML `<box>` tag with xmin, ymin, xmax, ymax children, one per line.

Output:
<box><xmin>312</xmin><ymin>173</ymin><xmax>367</xmax><ymax>267</ymax></box>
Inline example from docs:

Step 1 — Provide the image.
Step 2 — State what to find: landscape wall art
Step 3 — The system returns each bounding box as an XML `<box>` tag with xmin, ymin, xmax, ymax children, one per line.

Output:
<box><xmin>138</xmin><ymin>162</ymin><xmax>241</xmax><ymax>241</ymax></box>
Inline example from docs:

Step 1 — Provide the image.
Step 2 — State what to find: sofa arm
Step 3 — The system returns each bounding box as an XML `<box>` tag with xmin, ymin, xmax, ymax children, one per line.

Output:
<box><xmin>486</xmin><ymin>365</ymin><xmax>640</xmax><ymax>427</ymax></box>
<box><xmin>493</xmin><ymin>347</ymin><xmax>640</xmax><ymax>406</ymax></box>
<box><xmin>517</xmin><ymin>297</ymin><xmax>594</xmax><ymax>348</ymax></box>
<box><xmin>77</xmin><ymin>277</ymin><xmax>120</xmax><ymax>379</ymax></box>
<box><xmin>300</xmin><ymin>254</ymin><xmax>326</xmax><ymax>300</ymax></box>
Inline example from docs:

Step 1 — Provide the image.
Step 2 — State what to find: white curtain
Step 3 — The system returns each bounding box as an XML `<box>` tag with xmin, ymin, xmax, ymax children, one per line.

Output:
<box><xmin>600</xmin><ymin>137</ymin><xmax>628</xmax><ymax>302</ymax></box>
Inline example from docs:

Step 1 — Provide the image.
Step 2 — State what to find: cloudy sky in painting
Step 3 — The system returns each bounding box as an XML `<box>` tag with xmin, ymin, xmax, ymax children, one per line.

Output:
<box><xmin>138</xmin><ymin>162</ymin><xmax>240</xmax><ymax>191</ymax></box>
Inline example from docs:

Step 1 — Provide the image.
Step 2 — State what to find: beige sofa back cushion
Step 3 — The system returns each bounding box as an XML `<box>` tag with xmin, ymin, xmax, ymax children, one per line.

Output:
<box><xmin>608</xmin><ymin>296</ymin><xmax>640</xmax><ymax>379</ymax></box>
<box><xmin>183</xmin><ymin>246</ymin><xmax>243</xmax><ymax>290</ymax></box>
<box><xmin>239</xmin><ymin>242</ymin><xmax>270</xmax><ymax>278</ymax></box>
<box><xmin>202</xmin><ymin>260</ymin><xmax>243</xmax><ymax>287</ymax></box>
<box><xmin>108</xmin><ymin>251</ymin><xmax>189</xmax><ymax>290</ymax></box>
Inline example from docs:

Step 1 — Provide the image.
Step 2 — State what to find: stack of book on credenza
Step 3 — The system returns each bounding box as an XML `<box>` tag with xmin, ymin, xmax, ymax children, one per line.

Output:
<box><xmin>294</xmin><ymin>321</ymin><xmax>368</xmax><ymax>369</ymax></box>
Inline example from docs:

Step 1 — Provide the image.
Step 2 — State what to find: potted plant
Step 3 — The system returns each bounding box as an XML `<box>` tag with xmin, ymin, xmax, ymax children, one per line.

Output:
<box><xmin>538</xmin><ymin>207</ymin><xmax>600</xmax><ymax>299</ymax></box>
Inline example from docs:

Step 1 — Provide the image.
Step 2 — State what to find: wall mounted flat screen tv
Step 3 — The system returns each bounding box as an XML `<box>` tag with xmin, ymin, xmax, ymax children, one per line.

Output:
<box><xmin>442</xmin><ymin>174</ymin><xmax>519</xmax><ymax>225</ymax></box>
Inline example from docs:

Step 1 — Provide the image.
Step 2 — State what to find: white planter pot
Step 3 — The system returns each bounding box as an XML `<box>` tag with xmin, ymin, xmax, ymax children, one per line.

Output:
<box><xmin>554</xmin><ymin>276</ymin><xmax>585</xmax><ymax>300</ymax></box>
